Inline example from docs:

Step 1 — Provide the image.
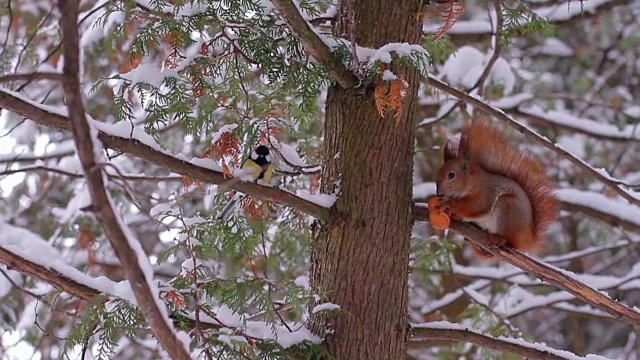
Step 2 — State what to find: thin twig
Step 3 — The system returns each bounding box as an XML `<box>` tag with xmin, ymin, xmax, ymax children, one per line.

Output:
<box><xmin>469</xmin><ymin>1</ymin><xmax>503</xmax><ymax>96</ymax></box>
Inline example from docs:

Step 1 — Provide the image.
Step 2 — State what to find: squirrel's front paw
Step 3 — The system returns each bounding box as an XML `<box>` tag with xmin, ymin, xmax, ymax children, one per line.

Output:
<box><xmin>429</xmin><ymin>196</ymin><xmax>449</xmax><ymax>212</ymax></box>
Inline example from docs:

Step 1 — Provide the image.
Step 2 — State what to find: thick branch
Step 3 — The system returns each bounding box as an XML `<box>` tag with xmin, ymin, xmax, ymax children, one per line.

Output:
<box><xmin>57</xmin><ymin>1</ymin><xmax>191</xmax><ymax>359</ymax></box>
<box><xmin>426</xmin><ymin>75</ymin><xmax>640</xmax><ymax>207</ymax></box>
<box><xmin>269</xmin><ymin>0</ymin><xmax>357</xmax><ymax>88</ymax></box>
<box><xmin>0</xmin><ymin>89</ymin><xmax>330</xmax><ymax>220</ymax></box>
<box><xmin>413</xmin><ymin>206</ymin><xmax>640</xmax><ymax>326</ymax></box>
<box><xmin>410</xmin><ymin>326</ymin><xmax>567</xmax><ymax>360</ymax></box>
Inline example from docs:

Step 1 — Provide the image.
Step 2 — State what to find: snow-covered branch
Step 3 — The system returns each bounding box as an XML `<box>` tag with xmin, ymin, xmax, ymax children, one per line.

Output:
<box><xmin>57</xmin><ymin>1</ymin><xmax>191</xmax><ymax>358</ymax></box>
<box><xmin>511</xmin><ymin>106</ymin><xmax>640</xmax><ymax>143</ymax></box>
<box><xmin>559</xmin><ymin>189</ymin><xmax>640</xmax><ymax>232</ymax></box>
<box><xmin>0</xmin><ymin>146</ymin><xmax>75</xmax><ymax>164</ymax></box>
<box><xmin>417</xmin><ymin>237</ymin><xmax>639</xmax><ymax>322</ymax></box>
<box><xmin>0</xmin><ymin>222</ymin><xmax>133</xmax><ymax>301</ymax></box>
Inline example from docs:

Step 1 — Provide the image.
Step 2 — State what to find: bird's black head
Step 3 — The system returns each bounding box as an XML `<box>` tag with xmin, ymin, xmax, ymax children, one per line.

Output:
<box><xmin>255</xmin><ymin>145</ymin><xmax>270</xmax><ymax>156</ymax></box>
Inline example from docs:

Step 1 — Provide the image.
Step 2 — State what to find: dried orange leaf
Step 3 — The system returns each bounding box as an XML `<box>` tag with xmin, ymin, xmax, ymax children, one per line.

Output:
<box><xmin>433</xmin><ymin>1</ymin><xmax>466</xmax><ymax>40</ymax></box>
<box><xmin>163</xmin><ymin>290</ymin><xmax>187</xmax><ymax>310</ymax></box>
<box><xmin>374</xmin><ymin>83</ymin><xmax>389</xmax><ymax>117</ymax></box>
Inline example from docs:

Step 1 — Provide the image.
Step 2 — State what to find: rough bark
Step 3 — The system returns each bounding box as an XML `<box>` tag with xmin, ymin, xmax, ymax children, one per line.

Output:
<box><xmin>309</xmin><ymin>0</ymin><xmax>424</xmax><ymax>358</ymax></box>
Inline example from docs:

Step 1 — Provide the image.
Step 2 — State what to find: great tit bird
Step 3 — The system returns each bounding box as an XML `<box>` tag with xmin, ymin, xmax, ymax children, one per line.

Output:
<box><xmin>216</xmin><ymin>145</ymin><xmax>274</xmax><ymax>220</ymax></box>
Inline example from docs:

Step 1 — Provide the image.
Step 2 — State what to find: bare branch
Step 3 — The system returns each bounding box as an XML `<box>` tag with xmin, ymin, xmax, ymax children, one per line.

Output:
<box><xmin>426</xmin><ymin>75</ymin><xmax>640</xmax><ymax>207</ymax></box>
<box><xmin>469</xmin><ymin>1</ymin><xmax>503</xmax><ymax>95</ymax></box>
<box><xmin>0</xmin><ymin>72</ymin><xmax>64</xmax><ymax>83</ymax></box>
<box><xmin>413</xmin><ymin>206</ymin><xmax>640</xmax><ymax>326</ymax></box>
<box><xmin>269</xmin><ymin>0</ymin><xmax>357</xmax><ymax>88</ymax></box>
<box><xmin>0</xmin><ymin>149</ymin><xmax>75</xmax><ymax>164</ymax></box>
<box><xmin>56</xmin><ymin>1</ymin><xmax>191</xmax><ymax>358</ymax></box>
<box><xmin>0</xmin><ymin>165</ymin><xmax>184</xmax><ymax>182</ymax></box>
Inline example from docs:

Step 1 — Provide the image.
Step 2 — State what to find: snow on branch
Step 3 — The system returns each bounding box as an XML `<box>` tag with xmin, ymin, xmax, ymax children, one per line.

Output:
<box><xmin>269</xmin><ymin>0</ymin><xmax>357</xmax><ymax>88</ymax></box>
<box><xmin>558</xmin><ymin>189</ymin><xmax>640</xmax><ymax>232</ymax></box>
<box><xmin>0</xmin><ymin>89</ymin><xmax>330</xmax><ymax>220</ymax></box>
<box><xmin>512</xmin><ymin>106</ymin><xmax>640</xmax><ymax>142</ymax></box>
<box><xmin>410</xmin><ymin>321</ymin><xmax>607</xmax><ymax>360</ymax></box>
<box><xmin>413</xmin><ymin>206</ymin><xmax>640</xmax><ymax>326</ymax></box>
<box><xmin>0</xmin><ymin>222</ymin><xmax>127</xmax><ymax>301</ymax></box>
<box><xmin>426</xmin><ymin>75</ymin><xmax>640</xmax><ymax>207</ymax></box>
<box><xmin>57</xmin><ymin>1</ymin><xmax>191</xmax><ymax>358</ymax></box>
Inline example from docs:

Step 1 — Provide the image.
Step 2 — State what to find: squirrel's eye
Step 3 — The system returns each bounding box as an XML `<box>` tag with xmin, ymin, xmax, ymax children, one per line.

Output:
<box><xmin>447</xmin><ymin>172</ymin><xmax>456</xmax><ymax>180</ymax></box>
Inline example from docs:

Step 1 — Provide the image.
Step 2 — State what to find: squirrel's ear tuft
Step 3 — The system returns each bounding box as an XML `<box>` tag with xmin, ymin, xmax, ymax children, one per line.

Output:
<box><xmin>443</xmin><ymin>138</ymin><xmax>458</xmax><ymax>161</ymax></box>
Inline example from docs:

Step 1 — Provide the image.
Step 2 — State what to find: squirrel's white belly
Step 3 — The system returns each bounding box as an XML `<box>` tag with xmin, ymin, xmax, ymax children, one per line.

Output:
<box><xmin>468</xmin><ymin>212</ymin><xmax>499</xmax><ymax>233</ymax></box>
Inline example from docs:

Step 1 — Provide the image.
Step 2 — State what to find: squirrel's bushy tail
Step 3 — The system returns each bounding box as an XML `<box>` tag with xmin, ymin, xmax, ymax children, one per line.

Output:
<box><xmin>464</xmin><ymin>123</ymin><xmax>559</xmax><ymax>242</ymax></box>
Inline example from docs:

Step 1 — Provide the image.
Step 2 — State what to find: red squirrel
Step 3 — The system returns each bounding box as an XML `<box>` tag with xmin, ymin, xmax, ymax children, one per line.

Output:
<box><xmin>430</xmin><ymin>123</ymin><xmax>559</xmax><ymax>256</ymax></box>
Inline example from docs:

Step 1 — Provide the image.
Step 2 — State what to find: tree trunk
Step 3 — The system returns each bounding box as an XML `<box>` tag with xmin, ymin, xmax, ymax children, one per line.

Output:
<box><xmin>309</xmin><ymin>0</ymin><xmax>424</xmax><ymax>358</ymax></box>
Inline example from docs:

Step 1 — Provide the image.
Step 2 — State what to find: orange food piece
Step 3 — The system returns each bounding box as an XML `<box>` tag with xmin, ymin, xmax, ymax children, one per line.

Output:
<box><xmin>428</xmin><ymin>197</ymin><xmax>451</xmax><ymax>230</ymax></box>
